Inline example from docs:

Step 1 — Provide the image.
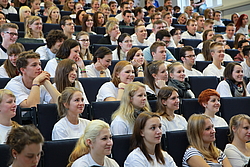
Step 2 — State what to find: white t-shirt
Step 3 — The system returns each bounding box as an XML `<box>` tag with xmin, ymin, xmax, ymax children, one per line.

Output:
<box><xmin>0</xmin><ymin>64</ymin><xmax>9</xmax><ymax>78</ymax></box>
<box><xmin>214</xmin><ymin>20</ymin><xmax>225</xmax><ymax>26</ymax></box>
<box><xmin>217</xmin><ymin>80</ymin><xmax>250</xmax><ymax>97</ymax></box>
<box><xmin>115</xmin><ymin>13</ymin><xmax>123</xmax><ymax>21</ymax></box>
<box><xmin>241</xmin><ymin>61</ymin><xmax>250</xmax><ymax>78</ymax></box>
<box><xmin>0</xmin><ymin>47</ymin><xmax>8</xmax><ymax>59</ymax></box>
<box><xmin>124</xmin><ymin>147</ymin><xmax>177</xmax><ymax>167</ymax></box>
<box><xmin>203</xmin><ymin>63</ymin><xmax>225</xmax><ymax>78</ymax></box>
<box><xmin>147</xmin><ymin>33</ymin><xmax>155</xmax><ymax>46</ymax></box>
<box><xmin>85</xmin><ymin>63</ymin><xmax>111</xmax><ymax>78</ymax></box>
<box><xmin>2</xmin><ymin>5</ymin><xmax>17</xmax><ymax>15</ymax></box>
<box><xmin>52</xmin><ymin>117</ymin><xmax>90</xmax><ymax>140</ymax></box>
<box><xmin>132</xmin><ymin>36</ymin><xmax>150</xmax><ymax>46</ymax></box>
<box><xmin>224</xmin><ymin>144</ymin><xmax>250</xmax><ymax>167</ymax></box>
<box><xmin>111</xmin><ymin>115</ymin><xmax>133</xmax><ymax>135</ymax></box>
<box><xmin>112</xmin><ymin>48</ymin><xmax>127</xmax><ymax>60</ymax></box>
<box><xmin>35</xmin><ymin>45</ymin><xmax>56</xmax><ymax>60</ymax></box>
<box><xmin>222</xmin><ymin>34</ymin><xmax>235</xmax><ymax>41</ymax></box>
<box><xmin>72</xmin><ymin>153</ymin><xmax>119</xmax><ymax>167</ymax></box>
<box><xmin>184</xmin><ymin>67</ymin><xmax>203</xmax><ymax>77</ymax></box>
<box><xmin>236</xmin><ymin>25</ymin><xmax>248</xmax><ymax>35</ymax></box>
<box><xmin>160</xmin><ymin>114</ymin><xmax>187</xmax><ymax>133</ymax></box>
<box><xmin>181</xmin><ymin>31</ymin><xmax>202</xmax><ymax>40</ymax></box>
<box><xmin>4</xmin><ymin>76</ymin><xmax>52</xmax><ymax>105</ymax></box>
<box><xmin>0</xmin><ymin>124</ymin><xmax>12</xmax><ymax>144</ymax></box>
<box><xmin>44</xmin><ymin>58</ymin><xmax>58</xmax><ymax>77</ymax></box>
<box><xmin>196</xmin><ymin>53</ymin><xmax>233</xmax><ymax>62</ymax></box>
<box><xmin>96</xmin><ymin>82</ymin><xmax>118</xmax><ymax>102</ymax></box>
<box><xmin>209</xmin><ymin>115</ymin><xmax>228</xmax><ymax>127</ymax></box>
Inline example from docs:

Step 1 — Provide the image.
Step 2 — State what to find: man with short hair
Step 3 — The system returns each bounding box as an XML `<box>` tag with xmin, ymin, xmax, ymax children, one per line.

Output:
<box><xmin>165</xmin><ymin>5</ymin><xmax>173</xmax><ymax>15</ymax></box>
<box><xmin>132</xmin><ymin>25</ymin><xmax>149</xmax><ymax>46</ymax></box>
<box><xmin>147</xmin><ymin>20</ymin><xmax>167</xmax><ymax>45</ymax></box>
<box><xmin>180</xmin><ymin>46</ymin><xmax>203</xmax><ymax>77</ymax></box>
<box><xmin>144</xmin><ymin>29</ymin><xmax>176</xmax><ymax>61</ymax></box>
<box><xmin>213</xmin><ymin>10</ymin><xmax>225</xmax><ymax>26</ymax></box>
<box><xmin>241</xmin><ymin>45</ymin><xmax>250</xmax><ymax>78</ymax></box>
<box><xmin>181</xmin><ymin>19</ymin><xmax>202</xmax><ymax>40</ymax></box>
<box><xmin>150</xmin><ymin>41</ymin><xmax>172</xmax><ymax>66</ymax></box>
<box><xmin>134</xmin><ymin>7</ymin><xmax>144</xmax><ymax>21</ymax></box>
<box><xmin>146</xmin><ymin>5</ymin><xmax>155</xmax><ymax>17</ymax></box>
<box><xmin>162</xmin><ymin>12</ymin><xmax>174</xmax><ymax>31</ymax></box>
<box><xmin>0</xmin><ymin>23</ymin><xmax>18</xmax><ymax>59</ymax></box>
<box><xmin>5</xmin><ymin>51</ymin><xmax>60</xmax><ymax>108</ymax></box>
<box><xmin>222</xmin><ymin>23</ymin><xmax>236</xmax><ymax>40</ymax></box>
<box><xmin>0</xmin><ymin>0</ymin><xmax>17</xmax><ymax>14</ymax></box>
<box><xmin>115</xmin><ymin>2</ymin><xmax>130</xmax><ymax>21</ymax></box>
<box><xmin>119</xmin><ymin>10</ymin><xmax>134</xmax><ymax>27</ymax></box>
<box><xmin>146</xmin><ymin>12</ymin><xmax>161</xmax><ymax>30</ymax></box>
<box><xmin>35</xmin><ymin>30</ymin><xmax>67</xmax><ymax>60</ymax></box>
<box><xmin>234</xmin><ymin>39</ymin><xmax>249</xmax><ymax>61</ymax></box>
<box><xmin>196</xmin><ymin>15</ymin><xmax>205</xmax><ymax>32</ymax></box>
<box><xmin>60</xmin><ymin>16</ymin><xmax>75</xmax><ymax>39</ymax></box>
<box><xmin>164</xmin><ymin>0</ymin><xmax>172</xmax><ymax>6</ymax></box>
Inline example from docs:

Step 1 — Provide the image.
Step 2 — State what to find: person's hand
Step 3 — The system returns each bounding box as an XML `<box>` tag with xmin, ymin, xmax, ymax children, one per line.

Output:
<box><xmin>33</xmin><ymin>71</ymin><xmax>50</xmax><ymax>85</ymax></box>
<box><xmin>131</xmin><ymin>59</ymin><xmax>141</xmax><ymax>68</ymax></box>
<box><xmin>224</xmin><ymin>44</ymin><xmax>231</xmax><ymax>49</ymax></box>
<box><xmin>95</xmin><ymin>60</ymin><xmax>106</xmax><ymax>71</ymax></box>
<box><xmin>75</xmin><ymin>56</ymin><xmax>85</xmax><ymax>70</ymax></box>
<box><xmin>118</xmin><ymin>82</ymin><xmax>126</xmax><ymax>89</ymax></box>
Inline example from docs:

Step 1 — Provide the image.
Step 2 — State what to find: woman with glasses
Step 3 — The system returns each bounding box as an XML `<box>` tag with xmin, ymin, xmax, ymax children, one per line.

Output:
<box><xmin>112</xmin><ymin>33</ymin><xmax>132</xmax><ymax>60</ymax></box>
<box><xmin>76</xmin><ymin>31</ymin><xmax>92</xmax><ymax>60</ymax></box>
<box><xmin>81</xmin><ymin>14</ymin><xmax>97</xmax><ymax>35</ymax></box>
<box><xmin>24</xmin><ymin>16</ymin><xmax>45</xmax><ymax>42</ymax></box>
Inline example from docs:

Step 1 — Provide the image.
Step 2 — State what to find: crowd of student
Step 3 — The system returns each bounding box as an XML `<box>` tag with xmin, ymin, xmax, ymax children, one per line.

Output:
<box><xmin>0</xmin><ymin>0</ymin><xmax>250</xmax><ymax>166</ymax></box>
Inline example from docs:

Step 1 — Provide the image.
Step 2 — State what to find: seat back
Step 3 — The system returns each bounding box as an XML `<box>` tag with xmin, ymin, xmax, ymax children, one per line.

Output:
<box><xmin>225</xmin><ymin>49</ymin><xmax>240</xmax><ymax>59</ymax></box>
<box><xmin>182</xmin><ymin>39</ymin><xmax>202</xmax><ymax>48</ymax></box>
<box><xmin>0</xmin><ymin>78</ymin><xmax>11</xmax><ymax>89</ymax></box>
<box><xmin>111</xmin><ymin>135</ymin><xmax>132</xmax><ymax>167</ymax></box>
<box><xmin>91</xmin><ymin>101</ymin><xmax>120</xmax><ymax>124</ymax></box>
<box><xmin>180</xmin><ymin>98</ymin><xmax>204</xmax><ymax>120</ymax></box>
<box><xmin>91</xmin><ymin>44</ymin><xmax>116</xmax><ymax>54</ymax></box>
<box><xmin>0</xmin><ymin>144</ymin><xmax>11</xmax><ymax>167</ymax></box>
<box><xmin>165</xmin><ymin>130</ymin><xmax>189</xmax><ymax>167</ymax></box>
<box><xmin>89</xmin><ymin>34</ymin><xmax>104</xmax><ymax>45</ymax></box>
<box><xmin>37</xmin><ymin>104</ymin><xmax>59</xmax><ymax>141</ymax></box>
<box><xmin>12</xmin><ymin>106</ymin><xmax>37</xmax><ymax>125</ymax></box>
<box><xmin>41</xmin><ymin>139</ymin><xmax>77</xmax><ymax>167</ymax></box>
<box><xmin>215</xmin><ymin>127</ymin><xmax>229</xmax><ymax>151</ymax></box>
<box><xmin>195</xmin><ymin>61</ymin><xmax>212</xmax><ymax>72</ymax></box>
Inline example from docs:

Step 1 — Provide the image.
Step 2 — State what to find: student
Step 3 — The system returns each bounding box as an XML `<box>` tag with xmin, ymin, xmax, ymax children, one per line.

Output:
<box><xmin>213</xmin><ymin>11</ymin><xmax>225</xmax><ymax>26</ymax></box>
<box><xmin>63</xmin><ymin>0</ymin><xmax>74</xmax><ymax>12</ymax></box>
<box><xmin>170</xmin><ymin>28</ymin><xmax>184</xmax><ymax>48</ymax></box>
<box><xmin>184</xmin><ymin>6</ymin><xmax>193</xmax><ymax>19</ymax></box>
<box><xmin>115</xmin><ymin>2</ymin><xmax>130</xmax><ymax>21</ymax></box>
<box><xmin>182</xmin><ymin>114</ymin><xmax>232</xmax><ymax>167</ymax></box>
<box><xmin>24</xmin><ymin>16</ymin><xmax>45</xmax><ymax>42</ymax></box>
<box><xmin>86</xmin><ymin>0</ymin><xmax>100</xmax><ymax>14</ymax></box>
<box><xmin>162</xmin><ymin>12</ymin><xmax>174</xmax><ymax>31</ymax></box>
<box><xmin>134</xmin><ymin>7</ymin><xmax>144</xmax><ymax>21</ymax></box>
<box><xmin>111</xmin><ymin>82</ymin><xmax>150</xmax><ymax>135</ymax></box>
<box><xmin>224</xmin><ymin>114</ymin><xmax>250</xmax><ymax>167</ymax></box>
<box><xmin>0</xmin><ymin>43</ymin><xmax>24</xmax><ymax>78</ymax></box>
<box><xmin>181</xmin><ymin>19</ymin><xmax>202</xmax><ymax>40</ymax></box>
<box><xmin>231</xmin><ymin>13</ymin><xmax>240</xmax><ymax>25</ymax></box>
<box><xmin>198</xmin><ymin>89</ymin><xmax>228</xmax><ymax>127</ymax></box>
<box><xmin>75</xmin><ymin>10</ymin><xmax>86</xmax><ymax>25</ymax></box>
<box><xmin>85</xmin><ymin>47</ymin><xmax>112</xmax><ymax>78</ymax></box>
<box><xmin>203</xmin><ymin>42</ymin><xmax>225</xmax><ymax>77</ymax></box>
<box><xmin>0</xmin><ymin>23</ymin><xmax>18</xmax><ymax>59</ymax></box>
<box><xmin>234</xmin><ymin>39</ymin><xmax>249</xmax><ymax>61</ymax></box>
<box><xmin>0</xmin><ymin>0</ymin><xmax>17</xmax><ymax>15</ymax></box>
<box><xmin>35</xmin><ymin>30</ymin><xmax>67</xmax><ymax>60</ymax></box>
<box><xmin>76</xmin><ymin>31</ymin><xmax>92</xmax><ymax>60</ymax></box>
<box><xmin>46</xmin><ymin>6</ymin><xmax>60</xmax><ymax>24</ymax></box>
<box><xmin>147</xmin><ymin>20</ymin><xmax>168</xmax><ymax>46</ymax></box>
<box><xmin>212</xmin><ymin>34</ymin><xmax>233</xmax><ymax>60</ymax></box>
<box><xmin>223</xmin><ymin>23</ymin><xmax>236</xmax><ymax>40</ymax></box>
<box><xmin>197</xmin><ymin>29</ymin><xmax>215</xmax><ymax>49</ymax></box>
<box><xmin>241</xmin><ymin>45</ymin><xmax>250</xmax><ymax>78</ymax></box>
<box><xmin>157</xmin><ymin>86</ymin><xmax>187</xmax><ymax>132</ymax></box>
<box><xmin>52</xmin><ymin>87</ymin><xmax>90</xmax><ymax>140</ymax></box>
<box><xmin>119</xmin><ymin>10</ymin><xmax>134</xmax><ymax>27</ymax></box>
<box><xmin>109</xmin><ymin>1</ymin><xmax>117</xmax><ymax>15</ymax></box>
<box><xmin>97</xmin><ymin>20</ymin><xmax>120</xmax><ymax>45</ymax></box>
<box><xmin>168</xmin><ymin>62</ymin><xmax>195</xmax><ymax>98</ymax></box>
<box><xmin>0</xmin><ymin>89</ymin><xmax>20</xmax><ymax>144</ymax></box>
<box><xmin>19</xmin><ymin>6</ymin><xmax>31</xmax><ymax>22</ymax></box>
<box><xmin>99</xmin><ymin>4</ymin><xmax>111</xmax><ymax>23</ymax></box>
<box><xmin>202</xmin><ymin>19</ymin><xmax>214</xmax><ymax>35</ymax></box>
<box><xmin>81</xmin><ymin>14</ymin><xmax>96</xmax><ymax>35</ymax></box>
<box><xmin>6</xmin><ymin>125</ymin><xmax>44</xmax><ymax>167</ymax></box>
<box><xmin>234</xmin><ymin>33</ymin><xmax>246</xmax><ymax>49</ymax></box>
<box><xmin>132</xmin><ymin>25</ymin><xmax>149</xmax><ymax>46</ymax></box>
<box><xmin>124</xmin><ymin>111</ymin><xmax>177</xmax><ymax>167</ymax></box>
<box><xmin>5</xmin><ymin>51</ymin><xmax>60</xmax><ymax>108</ymax></box>
<box><xmin>216</xmin><ymin>62</ymin><xmax>249</xmax><ymax>97</ymax></box>
<box><xmin>67</xmin><ymin>120</ymin><xmax>119</xmax><ymax>167</ymax></box>
<box><xmin>236</xmin><ymin>14</ymin><xmax>249</xmax><ymax>35</ymax></box>
<box><xmin>127</xmin><ymin>47</ymin><xmax>146</xmax><ymax>77</ymax></box>
<box><xmin>150</xmin><ymin>41</ymin><xmax>172</xmax><ymax>66</ymax></box>
<box><xmin>60</xmin><ymin>16</ymin><xmax>76</xmax><ymax>39</ymax></box>
<box><xmin>96</xmin><ymin>61</ymin><xmax>135</xmax><ymax>101</ymax></box>
<box><xmin>112</xmin><ymin>33</ymin><xmax>132</xmax><ymax>60</ymax></box>
<box><xmin>204</xmin><ymin>8</ymin><xmax>214</xmax><ymax>20</ymax></box>
<box><xmin>196</xmin><ymin>15</ymin><xmax>205</xmax><ymax>32</ymax></box>
<box><xmin>30</xmin><ymin>0</ymin><xmax>41</xmax><ymax>15</ymax></box>
<box><xmin>180</xmin><ymin>46</ymin><xmax>203</xmax><ymax>77</ymax></box>
<box><xmin>177</xmin><ymin>13</ymin><xmax>188</xmax><ymax>25</ymax></box>
<box><xmin>145</xmin><ymin>12</ymin><xmax>161</xmax><ymax>30</ymax></box>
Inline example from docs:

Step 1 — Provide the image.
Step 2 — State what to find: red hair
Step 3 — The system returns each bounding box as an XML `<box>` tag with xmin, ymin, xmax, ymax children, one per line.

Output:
<box><xmin>235</xmin><ymin>14</ymin><xmax>248</xmax><ymax>32</ymax></box>
<box><xmin>198</xmin><ymin>89</ymin><xmax>220</xmax><ymax>107</ymax></box>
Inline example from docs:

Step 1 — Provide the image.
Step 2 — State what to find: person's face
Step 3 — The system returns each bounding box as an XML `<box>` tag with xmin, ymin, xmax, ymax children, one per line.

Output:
<box><xmin>122</xmin><ymin>4</ymin><xmax>130</xmax><ymax>11</ymax></box>
<box><xmin>153</xmin><ymin>64</ymin><xmax>168</xmax><ymax>81</ymax></box>
<box><xmin>160</xmin><ymin>36</ymin><xmax>171</xmax><ymax>47</ymax></box>
<box><xmin>197</xmin><ymin>17</ymin><xmax>205</xmax><ymax>28</ymax></box>
<box><xmin>21</xmin><ymin>58</ymin><xmax>42</xmax><ymax>78</ymax></box>
<box><xmin>86</xmin><ymin>16</ymin><xmax>94</xmax><ymax>28</ymax></box>
<box><xmin>78</xmin><ymin>34</ymin><xmax>90</xmax><ymax>49</ymax></box>
<box><xmin>164</xmin><ymin>0</ymin><xmax>172</xmax><ymax>6</ymax></box>
<box><xmin>0</xmin><ymin>0</ymin><xmax>8</xmax><ymax>6</ymax></box>
<box><xmin>161</xmin><ymin>90</ymin><xmax>180</xmax><ymax>111</ymax></box>
<box><xmin>97</xmin><ymin>13</ymin><xmax>104</xmax><ymax>25</ymax></box>
<box><xmin>208</xmin><ymin>10</ymin><xmax>213</xmax><ymax>19</ymax></box>
<box><xmin>0</xmin><ymin>94</ymin><xmax>16</xmax><ymax>119</ymax></box>
<box><xmin>109</xmin><ymin>24</ymin><xmax>120</xmax><ymax>38</ymax></box>
<box><xmin>225</xmin><ymin>26</ymin><xmax>235</xmax><ymax>38</ymax></box>
<box><xmin>78</xmin><ymin>11</ymin><xmax>86</xmax><ymax>23</ymax></box>
<box><xmin>78</xmin><ymin>0</ymin><xmax>86</xmax><ymax>6</ymax></box>
<box><xmin>29</xmin><ymin>19</ymin><xmax>43</xmax><ymax>33</ymax></box>
<box><xmin>141</xmin><ymin>117</ymin><xmax>162</xmax><ymax>148</ymax></box>
<box><xmin>31</xmin><ymin>0</ymin><xmax>41</xmax><ymax>10</ymax></box>
<box><xmin>146</xmin><ymin>0</ymin><xmax>153</xmax><ymax>6</ymax></box>
<box><xmin>68</xmin><ymin>64</ymin><xmax>77</xmax><ymax>83</ymax></box>
<box><xmin>131</xmin><ymin>86</ymin><xmax>147</xmax><ymax>110</ymax></box>
<box><xmin>242</xmin><ymin>16</ymin><xmax>248</xmax><ymax>26</ymax></box>
<box><xmin>132</xmin><ymin>49</ymin><xmax>144</xmax><ymax>66</ymax></box>
<box><xmin>148</xmin><ymin>8</ymin><xmax>155</xmax><ymax>15</ymax></box>
<box><xmin>172</xmin><ymin>30</ymin><xmax>182</xmax><ymax>42</ymax></box>
<box><xmin>1</xmin><ymin>28</ymin><xmax>18</xmax><ymax>44</ymax></box>
<box><xmin>66</xmin><ymin>91</ymin><xmax>85</xmax><ymax>114</ymax></box>
<box><xmin>240</xmin><ymin>42</ymin><xmax>249</xmax><ymax>52</ymax></box>
<box><xmin>239</xmin><ymin>35</ymin><xmax>246</xmax><ymax>42</ymax></box>
<box><xmin>152</xmin><ymin>46</ymin><xmax>167</xmax><ymax>61</ymax></box>
<box><xmin>136</xmin><ymin>26</ymin><xmax>147</xmax><ymax>39</ymax></box>
<box><xmin>211</xmin><ymin>45</ymin><xmax>225</xmax><ymax>62</ymax></box>
<box><xmin>152</xmin><ymin>14</ymin><xmax>161</xmax><ymax>23</ymax></box>
<box><xmin>67</xmin><ymin>45</ymin><xmax>81</xmax><ymax>62</ymax></box>
<box><xmin>102</xmin><ymin>8</ymin><xmax>110</xmax><ymax>16</ymax></box>
<box><xmin>204</xmin><ymin>95</ymin><xmax>220</xmax><ymax>114</ymax></box>
<box><xmin>232</xmin><ymin>65</ymin><xmax>244</xmax><ymax>83</ymax></box>
<box><xmin>89</xmin><ymin>128</ymin><xmax>113</xmax><ymax>156</ymax></box>
<box><xmin>202</xmin><ymin>118</ymin><xmax>216</xmax><ymax>145</ymax></box>
<box><xmin>128</xmin><ymin>0</ymin><xmax>133</xmax><ymax>8</ymax></box>
<box><xmin>98</xmin><ymin>54</ymin><xmax>112</xmax><ymax>69</ymax></box>
<box><xmin>204</xmin><ymin>23</ymin><xmax>214</xmax><ymax>31</ymax></box>
<box><xmin>187</xmin><ymin>21</ymin><xmax>197</xmax><ymax>34</ymax></box>
<box><xmin>153</xmin><ymin>23</ymin><xmax>167</xmax><ymax>34</ymax></box>
<box><xmin>75</xmin><ymin>4</ymin><xmax>83</xmax><ymax>13</ymax></box>
<box><xmin>22</xmin><ymin>9</ymin><xmax>31</xmax><ymax>19</ymax></box>
<box><xmin>67</xmin><ymin>0</ymin><xmax>75</xmax><ymax>10</ymax></box>
<box><xmin>167</xmin><ymin>6</ymin><xmax>173</xmax><ymax>14</ymax></box>
<box><xmin>50</xmin><ymin>9</ymin><xmax>59</xmax><ymax>20</ymax></box>
<box><xmin>92</xmin><ymin>0</ymin><xmax>100</xmax><ymax>11</ymax></box>
<box><xmin>179</xmin><ymin>14</ymin><xmax>187</xmax><ymax>24</ymax></box>
<box><xmin>117</xmin><ymin>64</ymin><xmax>135</xmax><ymax>84</ymax></box>
<box><xmin>119</xmin><ymin>36</ymin><xmax>132</xmax><ymax>52</ymax></box>
<box><xmin>101</xmin><ymin>0</ymin><xmax>108</xmax><ymax>4</ymax></box>
<box><xmin>123</xmin><ymin>13</ymin><xmax>133</xmax><ymax>24</ymax></box>
<box><xmin>214</xmin><ymin>12</ymin><xmax>221</xmax><ymax>21</ymax></box>
<box><xmin>170</xmin><ymin>65</ymin><xmax>185</xmax><ymax>82</ymax></box>
<box><xmin>9</xmin><ymin>54</ymin><xmax>19</xmax><ymax>66</ymax></box>
<box><xmin>186</xmin><ymin>7</ymin><xmax>193</xmax><ymax>16</ymax></box>
<box><xmin>233</xmin><ymin>119</ymin><xmax>250</xmax><ymax>143</ymax></box>
<box><xmin>163</xmin><ymin>14</ymin><xmax>172</xmax><ymax>25</ymax></box>
<box><xmin>232</xmin><ymin>14</ymin><xmax>239</xmax><ymax>24</ymax></box>
<box><xmin>13</xmin><ymin>143</ymin><xmax>43</xmax><ymax>167</ymax></box>
<box><xmin>63</xmin><ymin>19</ymin><xmax>75</xmax><ymax>33</ymax></box>
<box><xmin>110</xmin><ymin>3</ymin><xmax>117</xmax><ymax>11</ymax></box>
<box><xmin>206</xmin><ymin>31</ymin><xmax>214</xmax><ymax>40</ymax></box>
<box><xmin>0</xmin><ymin>13</ymin><xmax>5</xmax><ymax>25</ymax></box>
<box><xmin>182</xmin><ymin>50</ymin><xmax>196</xmax><ymax>67</ymax></box>
<box><xmin>53</xmin><ymin>39</ymin><xmax>64</xmax><ymax>52</ymax></box>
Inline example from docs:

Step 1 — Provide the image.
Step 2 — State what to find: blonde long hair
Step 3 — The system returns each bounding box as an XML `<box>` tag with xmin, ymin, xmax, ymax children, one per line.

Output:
<box><xmin>24</xmin><ymin>16</ymin><xmax>44</xmax><ymax>39</ymax></box>
<box><xmin>46</xmin><ymin>6</ymin><xmax>61</xmax><ymax>24</ymax></box>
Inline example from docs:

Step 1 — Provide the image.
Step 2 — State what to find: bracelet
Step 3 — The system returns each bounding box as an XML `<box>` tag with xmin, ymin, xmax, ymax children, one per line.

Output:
<box><xmin>32</xmin><ymin>84</ymin><xmax>40</xmax><ymax>87</ymax></box>
<box><xmin>118</xmin><ymin>87</ymin><xmax>124</xmax><ymax>90</ymax></box>
<box><xmin>80</xmin><ymin>68</ymin><xmax>86</xmax><ymax>73</ymax></box>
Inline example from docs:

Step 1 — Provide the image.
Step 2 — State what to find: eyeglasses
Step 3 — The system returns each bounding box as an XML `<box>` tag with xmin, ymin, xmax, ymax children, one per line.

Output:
<box><xmin>162</xmin><ymin>40</ymin><xmax>170</xmax><ymax>44</ymax></box>
<box><xmin>185</xmin><ymin>55</ymin><xmax>196</xmax><ymax>58</ymax></box>
<box><xmin>78</xmin><ymin>39</ymin><xmax>89</xmax><ymax>42</ymax></box>
<box><xmin>5</xmin><ymin>32</ymin><xmax>18</xmax><ymax>37</ymax></box>
<box><xmin>65</xmin><ymin>23</ymin><xmax>76</xmax><ymax>26</ymax></box>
